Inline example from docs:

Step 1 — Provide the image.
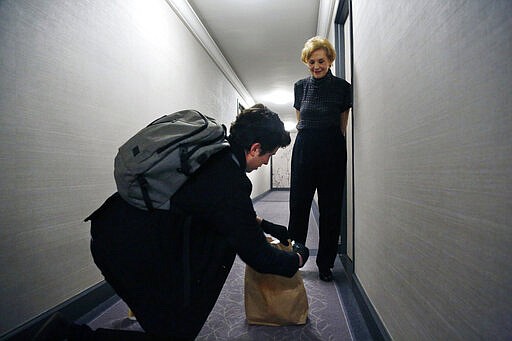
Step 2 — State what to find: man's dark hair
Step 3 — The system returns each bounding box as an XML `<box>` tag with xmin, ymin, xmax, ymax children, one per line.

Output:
<box><xmin>228</xmin><ymin>104</ymin><xmax>291</xmax><ymax>154</ymax></box>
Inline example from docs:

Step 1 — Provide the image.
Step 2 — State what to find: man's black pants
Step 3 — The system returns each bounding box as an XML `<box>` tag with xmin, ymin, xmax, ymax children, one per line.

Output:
<box><xmin>80</xmin><ymin>194</ymin><xmax>197</xmax><ymax>341</ymax></box>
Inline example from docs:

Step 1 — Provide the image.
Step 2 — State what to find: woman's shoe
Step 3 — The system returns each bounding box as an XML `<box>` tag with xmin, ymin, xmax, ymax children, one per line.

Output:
<box><xmin>319</xmin><ymin>269</ymin><xmax>333</xmax><ymax>282</ymax></box>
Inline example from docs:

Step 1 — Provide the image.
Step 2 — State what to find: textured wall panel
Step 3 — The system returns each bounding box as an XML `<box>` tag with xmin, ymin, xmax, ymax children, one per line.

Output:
<box><xmin>352</xmin><ymin>1</ymin><xmax>511</xmax><ymax>340</ymax></box>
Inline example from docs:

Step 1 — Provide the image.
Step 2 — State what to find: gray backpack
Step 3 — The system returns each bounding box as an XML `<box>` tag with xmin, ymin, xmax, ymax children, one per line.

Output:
<box><xmin>114</xmin><ymin>110</ymin><xmax>230</xmax><ymax>210</ymax></box>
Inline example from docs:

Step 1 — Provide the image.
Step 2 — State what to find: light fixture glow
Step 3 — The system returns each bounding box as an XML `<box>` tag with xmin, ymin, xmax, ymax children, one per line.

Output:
<box><xmin>263</xmin><ymin>90</ymin><xmax>293</xmax><ymax>105</ymax></box>
<box><xmin>284</xmin><ymin>121</ymin><xmax>296</xmax><ymax>132</ymax></box>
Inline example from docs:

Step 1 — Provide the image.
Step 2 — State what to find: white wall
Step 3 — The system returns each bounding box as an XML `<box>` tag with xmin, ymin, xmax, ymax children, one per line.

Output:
<box><xmin>0</xmin><ymin>0</ymin><xmax>256</xmax><ymax>335</ymax></box>
<box><xmin>351</xmin><ymin>1</ymin><xmax>512</xmax><ymax>340</ymax></box>
<box><xmin>247</xmin><ymin>166</ymin><xmax>270</xmax><ymax>198</ymax></box>
<box><xmin>271</xmin><ymin>132</ymin><xmax>296</xmax><ymax>189</ymax></box>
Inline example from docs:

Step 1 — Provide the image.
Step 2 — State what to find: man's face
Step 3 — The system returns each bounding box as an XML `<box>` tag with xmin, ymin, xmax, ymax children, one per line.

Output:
<box><xmin>245</xmin><ymin>144</ymin><xmax>278</xmax><ymax>172</ymax></box>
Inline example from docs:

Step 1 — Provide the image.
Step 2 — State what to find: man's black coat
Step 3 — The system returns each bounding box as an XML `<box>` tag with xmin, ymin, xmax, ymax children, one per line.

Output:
<box><xmin>87</xmin><ymin>143</ymin><xmax>299</xmax><ymax>339</ymax></box>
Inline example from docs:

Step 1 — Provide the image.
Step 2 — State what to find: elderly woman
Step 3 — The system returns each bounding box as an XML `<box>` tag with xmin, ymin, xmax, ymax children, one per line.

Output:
<box><xmin>288</xmin><ymin>36</ymin><xmax>352</xmax><ymax>282</ymax></box>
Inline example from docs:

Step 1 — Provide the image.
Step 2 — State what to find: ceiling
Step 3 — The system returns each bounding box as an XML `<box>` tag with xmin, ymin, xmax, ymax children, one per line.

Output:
<box><xmin>185</xmin><ymin>0</ymin><xmax>329</xmax><ymax>125</ymax></box>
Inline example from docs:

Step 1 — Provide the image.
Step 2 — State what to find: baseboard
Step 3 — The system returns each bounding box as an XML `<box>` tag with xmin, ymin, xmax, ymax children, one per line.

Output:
<box><xmin>1</xmin><ymin>281</ymin><xmax>116</xmax><ymax>341</ymax></box>
<box><xmin>269</xmin><ymin>187</ymin><xmax>290</xmax><ymax>191</ymax></box>
<box><xmin>340</xmin><ymin>253</ymin><xmax>354</xmax><ymax>275</ymax></box>
<box><xmin>251</xmin><ymin>189</ymin><xmax>272</xmax><ymax>203</ymax></box>
<box><xmin>340</xmin><ymin>255</ymin><xmax>392</xmax><ymax>341</ymax></box>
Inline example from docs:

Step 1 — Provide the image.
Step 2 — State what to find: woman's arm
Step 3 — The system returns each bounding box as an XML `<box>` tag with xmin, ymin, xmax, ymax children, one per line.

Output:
<box><xmin>295</xmin><ymin>109</ymin><xmax>300</xmax><ymax>122</ymax></box>
<box><xmin>341</xmin><ymin>109</ymin><xmax>349</xmax><ymax>136</ymax></box>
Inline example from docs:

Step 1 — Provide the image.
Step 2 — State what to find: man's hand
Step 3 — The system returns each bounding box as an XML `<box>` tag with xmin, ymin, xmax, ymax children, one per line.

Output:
<box><xmin>260</xmin><ymin>219</ymin><xmax>290</xmax><ymax>246</ymax></box>
<box><xmin>293</xmin><ymin>242</ymin><xmax>309</xmax><ymax>268</ymax></box>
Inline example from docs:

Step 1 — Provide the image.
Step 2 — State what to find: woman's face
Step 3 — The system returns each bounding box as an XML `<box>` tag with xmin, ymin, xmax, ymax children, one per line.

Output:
<box><xmin>307</xmin><ymin>48</ymin><xmax>332</xmax><ymax>79</ymax></box>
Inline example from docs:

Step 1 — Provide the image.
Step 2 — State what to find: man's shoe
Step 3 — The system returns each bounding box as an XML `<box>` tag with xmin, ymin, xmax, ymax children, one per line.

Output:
<box><xmin>319</xmin><ymin>269</ymin><xmax>333</xmax><ymax>282</ymax></box>
<box><xmin>32</xmin><ymin>312</ymin><xmax>71</xmax><ymax>341</ymax></box>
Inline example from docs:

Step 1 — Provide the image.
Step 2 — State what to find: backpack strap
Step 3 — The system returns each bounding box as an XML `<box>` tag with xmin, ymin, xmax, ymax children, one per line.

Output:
<box><xmin>136</xmin><ymin>174</ymin><xmax>154</xmax><ymax>211</ymax></box>
<box><xmin>230</xmin><ymin>152</ymin><xmax>241</xmax><ymax>168</ymax></box>
<box><xmin>170</xmin><ymin>204</ymin><xmax>193</xmax><ymax>308</ymax></box>
<box><xmin>182</xmin><ymin>214</ymin><xmax>192</xmax><ymax>307</ymax></box>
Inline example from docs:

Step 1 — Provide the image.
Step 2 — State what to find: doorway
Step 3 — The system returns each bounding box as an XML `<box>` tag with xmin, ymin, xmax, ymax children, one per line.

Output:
<box><xmin>334</xmin><ymin>0</ymin><xmax>354</xmax><ymax>265</ymax></box>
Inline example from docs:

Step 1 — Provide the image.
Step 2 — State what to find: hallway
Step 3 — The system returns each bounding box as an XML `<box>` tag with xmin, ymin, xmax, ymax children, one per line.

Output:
<box><xmin>80</xmin><ymin>191</ymin><xmax>373</xmax><ymax>340</ymax></box>
<box><xmin>1</xmin><ymin>1</ymin><xmax>511</xmax><ymax>340</ymax></box>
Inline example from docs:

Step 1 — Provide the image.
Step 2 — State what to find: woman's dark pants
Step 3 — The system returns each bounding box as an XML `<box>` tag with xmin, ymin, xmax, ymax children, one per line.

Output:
<box><xmin>288</xmin><ymin>127</ymin><xmax>346</xmax><ymax>272</ymax></box>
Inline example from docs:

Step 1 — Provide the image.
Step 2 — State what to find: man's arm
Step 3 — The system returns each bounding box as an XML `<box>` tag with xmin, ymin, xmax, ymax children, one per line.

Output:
<box><xmin>257</xmin><ymin>216</ymin><xmax>289</xmax><ymax>246</ymax></box>
<box><xmin>256</xmin><ymin>216</ymin><xmax>309</xmax><ymax>266</ymax></box>
<box><xmin>212</xmin><ymin>194</ymin><xmax>304</xmax><ymax>277</ymax></box>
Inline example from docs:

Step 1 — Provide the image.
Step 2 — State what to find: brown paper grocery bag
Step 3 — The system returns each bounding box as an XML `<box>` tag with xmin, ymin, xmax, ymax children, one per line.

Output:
<box><xmin>244</xmin><ymin>237</ymin><xmax>308</xmax><ymax>326</ymax></box>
